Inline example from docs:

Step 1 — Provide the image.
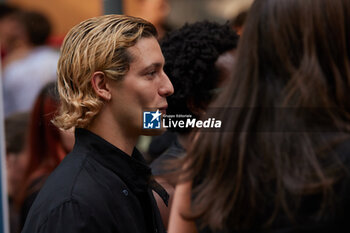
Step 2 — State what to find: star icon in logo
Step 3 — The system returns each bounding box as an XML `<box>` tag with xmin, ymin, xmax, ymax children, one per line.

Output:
<box><xmin>151</xmin><ymin>109</ymin><xmax>162</xmax><ymax>122</ymax></box>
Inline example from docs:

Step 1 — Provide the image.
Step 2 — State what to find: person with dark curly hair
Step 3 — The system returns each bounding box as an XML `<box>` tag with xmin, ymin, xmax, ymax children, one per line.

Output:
<box><xmin>150</xmin><ymin>21</ymin><xmax>239</xmax><ymax>227</ymax></box>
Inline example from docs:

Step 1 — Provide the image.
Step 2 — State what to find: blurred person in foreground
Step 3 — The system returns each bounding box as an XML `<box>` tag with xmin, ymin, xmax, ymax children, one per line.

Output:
<box><xmin>168</xmin><ymin>0</ymin><xmax>350</xmax><ymax>232</ymax></box>
<box><xmin>22</xmin><ymin>15</ymin><xmax>173</xmax><ymax>233</ymax></box>
<box><xmin>150</xmin><ymin>21</ymin><xmax>239</xmax><ymax>227</ymax></box>
<box><xmin>0</xmin><ymin>9</ymin><xmax>59</xmax><ymax>116</ymax></box>
<box><xmin>15</xmin><ymin>82</ymin><xmax>74</xmax><ymax>230</ymax></box>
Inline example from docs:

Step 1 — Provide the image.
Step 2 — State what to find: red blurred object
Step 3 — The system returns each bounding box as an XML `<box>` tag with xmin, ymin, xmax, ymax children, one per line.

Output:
<box><xmin>47</xmin><ymin>35</ymin><xmax>65</xmax><ymax>48</ymax></box>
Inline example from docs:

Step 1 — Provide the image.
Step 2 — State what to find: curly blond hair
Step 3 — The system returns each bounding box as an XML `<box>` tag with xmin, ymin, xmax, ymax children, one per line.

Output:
<box><xmin>53</xmin><ymin>15</ymin><xmax>157</xmax><ymax>130</ymax></box>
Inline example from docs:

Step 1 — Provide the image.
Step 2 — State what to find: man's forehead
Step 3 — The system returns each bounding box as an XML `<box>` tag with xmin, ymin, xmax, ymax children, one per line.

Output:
<box><xmin>127</xmin><ymin>44</ymin><xmax>142</xmax><ymax>63</ymax></box>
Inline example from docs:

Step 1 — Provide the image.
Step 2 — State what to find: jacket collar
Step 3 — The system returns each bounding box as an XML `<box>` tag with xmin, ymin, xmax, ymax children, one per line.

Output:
<box><xmin>73</xmin><ymin>128</ymin><xmax>152</xmax><ymax>194</ymax></box>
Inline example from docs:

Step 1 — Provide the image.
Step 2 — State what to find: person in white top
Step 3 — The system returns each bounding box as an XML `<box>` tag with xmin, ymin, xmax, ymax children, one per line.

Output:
<box><xmin>0</xmin><ymin>10</ymin><xmax>58</xmax><ymax>117</ymax></box>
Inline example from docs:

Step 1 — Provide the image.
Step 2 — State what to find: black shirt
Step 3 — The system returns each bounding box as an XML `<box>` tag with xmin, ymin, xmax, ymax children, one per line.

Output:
<box><xmin>22</xmin><ymin>128</ymin><xmax>166</xmax><ymax>233</ymax></box>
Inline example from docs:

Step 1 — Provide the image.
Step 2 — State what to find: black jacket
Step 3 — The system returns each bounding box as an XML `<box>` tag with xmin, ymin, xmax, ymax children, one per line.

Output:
<box><xmin>22</xmin><ymin>128</ymin><xmax>167</xmax><ymax>233</ymax></box>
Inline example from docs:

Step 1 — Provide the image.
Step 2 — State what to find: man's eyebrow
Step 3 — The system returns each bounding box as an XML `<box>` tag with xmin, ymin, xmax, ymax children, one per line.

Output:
<box><xmin>141</xmin><ymin>63</ymin><xmax>163</xmax><ymax>71</ymax></box>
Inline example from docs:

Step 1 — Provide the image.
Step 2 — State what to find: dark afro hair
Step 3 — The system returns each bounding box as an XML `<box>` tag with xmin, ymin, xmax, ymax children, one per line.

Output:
<box><xmin>160</xmin><ymin>21</ymin><xmax>239</xmax><ymax>133</ymax></box>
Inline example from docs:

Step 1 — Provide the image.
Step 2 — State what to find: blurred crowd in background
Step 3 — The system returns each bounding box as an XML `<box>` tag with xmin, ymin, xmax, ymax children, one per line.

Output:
<box><xmin>0</xmin><ymin>1</ymin><xmax>249</xmax><ymax>232</ymax></box>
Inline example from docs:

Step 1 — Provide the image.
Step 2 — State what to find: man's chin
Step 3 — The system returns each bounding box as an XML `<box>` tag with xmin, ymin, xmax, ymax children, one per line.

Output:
<box><xmin>140</xmin><ymin>127</ymin><xmax>166</xmax><ymax>136</ymax></box>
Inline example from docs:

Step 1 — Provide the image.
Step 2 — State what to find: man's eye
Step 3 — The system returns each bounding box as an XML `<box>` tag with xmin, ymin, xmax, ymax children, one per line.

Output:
<box><xmin>147</xmin><ymin>71</ymin><xmax>157</xmax><ymax>76</ymax></box>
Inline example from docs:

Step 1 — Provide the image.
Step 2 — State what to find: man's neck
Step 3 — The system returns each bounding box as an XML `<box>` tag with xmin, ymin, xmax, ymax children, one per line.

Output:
<box><xmin>87</xmin><ymin>114</ymin><xmax>138</xmax><ymax>156</ymax></box>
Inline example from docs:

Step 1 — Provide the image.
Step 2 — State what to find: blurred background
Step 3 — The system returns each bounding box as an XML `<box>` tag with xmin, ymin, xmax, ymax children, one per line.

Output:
<box><xmin>2</xmin><ymin>0</ymin><xmax>253</xmax><ymax>44</ymax></box>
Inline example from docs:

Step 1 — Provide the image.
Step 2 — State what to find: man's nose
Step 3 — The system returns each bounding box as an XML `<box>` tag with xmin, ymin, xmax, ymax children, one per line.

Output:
<box><xmin>159</xmin><ymin>71</ymin><xmax>174</xmax><ymax>97</ymax></box>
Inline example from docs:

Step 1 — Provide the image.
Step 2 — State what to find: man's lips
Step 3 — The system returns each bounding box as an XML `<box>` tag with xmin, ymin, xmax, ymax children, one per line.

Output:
<box><xmin>159</xmin><ymin>106</ymin><xmax>168</xmax><ymax>115</ymax></box>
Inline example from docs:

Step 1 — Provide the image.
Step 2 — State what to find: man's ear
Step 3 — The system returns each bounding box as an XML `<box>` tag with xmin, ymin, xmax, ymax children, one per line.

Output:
<box><xmin>91</xmin><ymin>71</ymin><xmax>111</xmax><ymax>101</ymax></box>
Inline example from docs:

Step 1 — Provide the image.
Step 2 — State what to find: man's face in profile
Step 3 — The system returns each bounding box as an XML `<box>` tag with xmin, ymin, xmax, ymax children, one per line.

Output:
<box><xmin>107</xmin><ymin>36</ymin><xmax>174</xmax><ymax>136</ymax></box>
